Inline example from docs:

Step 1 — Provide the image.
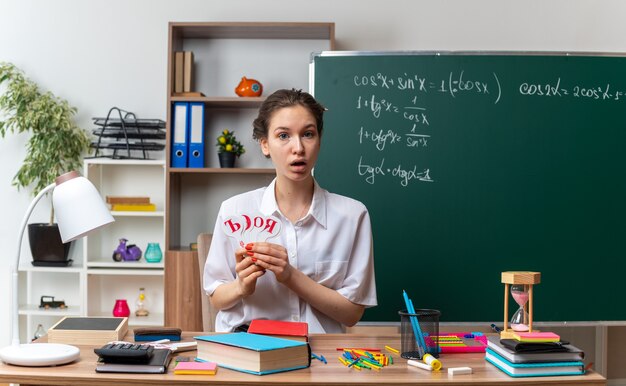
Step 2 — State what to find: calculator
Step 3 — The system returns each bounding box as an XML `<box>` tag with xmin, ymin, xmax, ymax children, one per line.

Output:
<box><xmin>94</xmin><ymin>343</ymin><xmax>154</xmax><ymax>363</ymax></box>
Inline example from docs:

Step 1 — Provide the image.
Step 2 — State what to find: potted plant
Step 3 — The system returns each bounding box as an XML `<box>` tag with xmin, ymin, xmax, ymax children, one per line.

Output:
<box><xmin>216</xmin><ymin>129</ymin><xmax>245</xmax><ymax>168</ymax></box>
<box><xmin>0</xmin><ymin>62</ymin><xmax>91</xmax><ymax>264</ymax></box>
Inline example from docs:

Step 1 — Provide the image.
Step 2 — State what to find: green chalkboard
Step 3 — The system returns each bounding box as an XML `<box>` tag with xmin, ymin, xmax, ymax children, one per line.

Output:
<box><xmin>312</xmin><ymin>52</ymin><xmax>626</xmax><ymax>322</ymax></box>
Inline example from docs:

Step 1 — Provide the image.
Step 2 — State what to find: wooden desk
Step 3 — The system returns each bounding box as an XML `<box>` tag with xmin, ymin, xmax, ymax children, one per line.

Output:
<box><xmin>0</xmin><ymin>333</ymin><xmax>606</xmax><ymax>385</ymax></box>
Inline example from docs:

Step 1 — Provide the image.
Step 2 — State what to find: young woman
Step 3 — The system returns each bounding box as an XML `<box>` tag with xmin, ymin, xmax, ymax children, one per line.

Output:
<box><xmin>203</xmin><ymin>89</ymin><xmax>377</xmax><ymax>333</ymax></box>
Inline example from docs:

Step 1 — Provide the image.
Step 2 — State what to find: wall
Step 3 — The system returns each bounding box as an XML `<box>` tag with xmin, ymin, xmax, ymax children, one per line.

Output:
<box><xmin>2</xmin><ymin>0</ymin><xmax>626</xmax><ymax>348</ymax></box>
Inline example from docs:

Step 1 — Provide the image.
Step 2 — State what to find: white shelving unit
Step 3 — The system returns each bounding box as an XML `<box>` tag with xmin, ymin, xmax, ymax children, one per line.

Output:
<box><xmin>17</xmin><ymin>159</ymin><xmax>166</xmax><ymax>342</ymax></box>
<box><xmin>84</xmin><ymin>158</ymin><xmax>166</xmax><ymax>326</ymax></box>
<box><xmin>18</xmin><ymin>268</ymin><xmax>84</xmax><ymax>342</ymax></box>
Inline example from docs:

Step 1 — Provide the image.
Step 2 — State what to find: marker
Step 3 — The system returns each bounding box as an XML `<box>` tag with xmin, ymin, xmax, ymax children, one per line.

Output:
<box><xmin>150</xmin><ymin>339</ymin><xmax>170</xmax><ymax>344</ymax></box>
<box><xmin>490</xmin><ymin>323</ymin><xmax>502</xmax><ymax>333</ymax></box>
<box><xmin>407</xmin><ymin>359</ymin><xmax>433</xmax><ymax>371</ymax></box>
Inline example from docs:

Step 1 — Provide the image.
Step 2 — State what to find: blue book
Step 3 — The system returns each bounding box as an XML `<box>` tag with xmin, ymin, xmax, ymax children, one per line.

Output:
<box><xmin>194</xmin><ymin>333</ymin><xmax>310</xmax><ymax>375</ymax></box>
<box><xmin>486</xmin><ymin>349</ymin><xmax>585</xmax><ymax>377</ymax></box>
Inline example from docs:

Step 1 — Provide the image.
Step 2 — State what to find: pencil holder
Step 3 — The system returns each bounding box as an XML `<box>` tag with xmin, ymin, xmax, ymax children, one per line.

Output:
<box><xmin>399</xmin><ymin>308</ymin><xmax>440</xmax><ymax>359</ymax></box>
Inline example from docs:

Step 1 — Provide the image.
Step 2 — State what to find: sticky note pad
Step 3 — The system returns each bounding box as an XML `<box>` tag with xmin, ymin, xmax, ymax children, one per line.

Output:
<box><xmin>174</xmin><ymin>360</ymin><xmax>217</xmax><ymax>375</ymax></box>
<box><xmin>512</xmin><ymin>331</ymin><xmax>560</xmax><ymax>342</ymax></box>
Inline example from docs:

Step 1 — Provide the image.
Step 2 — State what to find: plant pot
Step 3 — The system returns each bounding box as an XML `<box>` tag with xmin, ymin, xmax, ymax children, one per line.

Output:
<box><xmin>28</xmin><ymin>223</ymin><xmax>71</xmax><ymax>263</ymax></box>
<box><xmin>218</xmin><ymin>152</ymin><xmax>236</xmax><ymax>168</ymax></box>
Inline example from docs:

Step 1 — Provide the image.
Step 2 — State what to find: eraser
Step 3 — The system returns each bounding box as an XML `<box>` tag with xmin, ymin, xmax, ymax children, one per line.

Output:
<box><xmin>448</xmin><ymin>366</ymin><xmax>472</xmax><ymax>375</ymax></box>
<box><xmin>407</xmin><ymin>359</ymin><xmax>433</xmax><ymax>371</ymax></box>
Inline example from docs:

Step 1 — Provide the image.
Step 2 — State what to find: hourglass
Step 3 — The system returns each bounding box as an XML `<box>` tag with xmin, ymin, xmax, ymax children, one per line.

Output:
<box><xmin>501</xmin><ymin>271</ymin><xmax>541</xmax><ymax>339</ymax></box>
<box><xmin>510</xmin><ymin>284</ymin><xmax>529</xmax><ymax>331</ymax></box>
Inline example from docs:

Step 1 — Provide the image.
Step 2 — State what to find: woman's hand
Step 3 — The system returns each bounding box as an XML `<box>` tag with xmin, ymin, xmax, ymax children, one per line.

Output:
<box><xmin>234</xmin><ymin>247</ymin><xmax>265</xmax><ymax>297</ymax></box>
<box><xmin>245</xmin><ymin>242</ymin><xmax>293</xmax><ymax>283</ymax></box>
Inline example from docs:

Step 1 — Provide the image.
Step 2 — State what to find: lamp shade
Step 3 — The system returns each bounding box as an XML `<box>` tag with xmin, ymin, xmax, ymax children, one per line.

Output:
<box><xmin>53</xmin><ymin>171</ymin><xmax>115</xmax><ymax>243</ymax></box>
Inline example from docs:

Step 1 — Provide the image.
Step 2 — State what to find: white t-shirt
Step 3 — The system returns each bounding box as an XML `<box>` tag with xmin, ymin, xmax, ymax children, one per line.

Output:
<box><xmin>203</xmin><ymin>178</ymin><xmax>377</xmax><ymax>333</ymax></box>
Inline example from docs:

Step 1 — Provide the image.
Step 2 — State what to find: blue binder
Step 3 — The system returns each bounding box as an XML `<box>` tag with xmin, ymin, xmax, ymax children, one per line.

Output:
<box><xmin>171</xmin><ymin>102</ymin><xmax>189</xmax><ymax>168</ymax></box>
<box><xmin>188</xmin><ymin>102</ymin><xmax>205</xmax><ymax>168</ymax></box>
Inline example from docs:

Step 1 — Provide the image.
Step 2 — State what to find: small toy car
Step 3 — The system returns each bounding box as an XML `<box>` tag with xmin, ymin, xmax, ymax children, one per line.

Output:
<box><xmin>39</xmin><ymin>295</ymin><xmax>67</xmax><ymax>309</ymax></box>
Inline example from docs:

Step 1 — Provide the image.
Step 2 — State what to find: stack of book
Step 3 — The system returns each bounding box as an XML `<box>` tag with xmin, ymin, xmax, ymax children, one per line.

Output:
<box><xmin>107</xmin><ymin>196</ymin><xmax>156</xmax><ymax>212</ymax></box>
<box><xmin>173</xmin><ymin>51</ymin><xmax>203</xmax><ymax>97</ymax></box>
<box><xmin>485</xmin><ymin>333</ymin><xmax>585</xmax><ymax>377</ymax></box>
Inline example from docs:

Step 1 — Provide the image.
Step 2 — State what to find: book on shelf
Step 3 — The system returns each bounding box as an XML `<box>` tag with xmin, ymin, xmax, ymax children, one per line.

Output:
<box><xmin>172</xmin><ymin>91</ymin><xmax>205</xmax><ymax>97</ymax></box>
<box><xmin>111</xmin><ymin>203</ymin><xmax>156</xmax><ymax>212</ymax></box>
<box><xmin>174</xmin><ymin>360</ymin><xmax>217</xmax><ymax>375</ymax></box>
<box><xmin>487</xmin><ymin>336</ymin><xmax>584</xmax><ymax>363</ymax></box>
<box><xmin>183</xmin><ymin>51</ymin><xmax>194</xmax><ymax>92</ymax></box>
<box><xmin>485</xmin><ymin>349</ymin><xmax>584</xmax><ymax>377</ymax></box>
<box><xmin>47</xmin><ymin>316</ymin><xmax>128</xmax><ymax>346</ymax></box>
<box><xmin>174</xmin><ymin>51</ymin><xmax>184</xmax><ymax>93</ymax></box>
<box><xmin>96</xmin><ymin>348</ymin><xmax>171</xmax><ymax>374</ymax></box>
<box><xmin>247</xmin><ymin>319</ymin><xmax>309</xmax><ymax>342</ymax></box>
<box><xmin>106</xmin><ymin>196</ymin><xmax>151</xmax><ymax>204</ymax></box>
<box><xmin>194</xmin><ymin>332</ymin><xmax>311</xmax><ymax>375</ymax></box>
<box><xmin>512</xmin><ymin>331</ymin><xmax>560</xmax><ymax>342</ymax></box>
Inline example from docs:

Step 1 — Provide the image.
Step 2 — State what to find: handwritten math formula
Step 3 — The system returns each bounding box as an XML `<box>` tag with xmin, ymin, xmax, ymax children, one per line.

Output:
<box><xmin>519</xmin><ymin>77</ymin><xmax>626</xmax><ymax>101</ymax></box>
<box><xmin>353</xmin><ymin>71</ymin><xmax>502</xmax><ymax>104</ymax></box>
<box><xmin>336</xmin><ymin>65</ymin><xmax>626</xmax><ymax>188</ymax></box>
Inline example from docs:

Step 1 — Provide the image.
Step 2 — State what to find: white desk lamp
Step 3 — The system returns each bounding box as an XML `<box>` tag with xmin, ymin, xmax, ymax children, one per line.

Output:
<box><xmin>0</xmin><ymin>171</ymin><xmax>114</xmax><ymax>366</ymax></box>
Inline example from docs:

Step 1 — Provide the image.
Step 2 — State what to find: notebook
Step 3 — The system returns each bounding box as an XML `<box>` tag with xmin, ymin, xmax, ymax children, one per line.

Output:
<box><xmin>487</xmin><ymin>336</ymin><xmax>584</xmax><ymax>363</ymax></box>
<box><xmin>486</xmin><ymin>349</ymin><xmax>584</xmax><ymax>377</ymax></box>
<box><xmin>96</xmin><ymin>348</ymin><xmax>171</xmax><ymax>374</ymax></box>
<box><xmin>248</xmin><ymin>319</ymin><xmax>309</xmax><ymax>342</ymax></box>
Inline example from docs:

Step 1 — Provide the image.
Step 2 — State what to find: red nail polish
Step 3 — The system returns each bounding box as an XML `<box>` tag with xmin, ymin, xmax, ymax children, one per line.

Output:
<box><xmin>251</xmin><ymin>257</ymin><xmax>257</xmax><ymax>262</ymax></box>
<box><xmin>245</xmin><ymin>244</ymin><xmax>253</xmax><ymax>250</ymax></box>
<box><xmin>246</xmin><ymin>251</ymin><xmax>254</xmax><ymax>256</ymax></box>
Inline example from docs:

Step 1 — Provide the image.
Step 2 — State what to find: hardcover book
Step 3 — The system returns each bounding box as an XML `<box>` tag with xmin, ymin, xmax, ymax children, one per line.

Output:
<box><xmin>486</xmin><ymin>349</ymin><xmax>584</xmax><ymax>377</ymax></box>
<box><xmin>194</xmin><ymin>332</ymin><xmax>311</xmax><ymax>375</ymax></box>
<box><xmin>47</xmin><ymin>316</ymin><xmax>128</xmax><ymax>346</ymax></box>
<box><xmin>248</xmin><ymin>319</ymin><xmax>309</xmax><ymax>342</ymax></box>
<box><xmin>487</xmin><ymin>336</ymin><xmax>584</xmax><ymax>363</ymax></box>
<box><xmin>96</xmin><ymin>348</ymin><xmax>171</xmax><ymax>374</ymax></box>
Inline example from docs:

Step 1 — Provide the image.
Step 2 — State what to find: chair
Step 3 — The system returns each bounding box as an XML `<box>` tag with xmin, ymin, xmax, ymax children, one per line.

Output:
<box><xmin>197</xmin><ymin>233</ymin><xmax>218</xmax><ymax>332</ymax></box>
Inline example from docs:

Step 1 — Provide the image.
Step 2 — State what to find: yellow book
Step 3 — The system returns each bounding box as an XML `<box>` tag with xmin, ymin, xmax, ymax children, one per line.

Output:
<box><xmin>111</xmin><ymin>203</ymin><xmax>156</xmax><ymax>212</ymax></box>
